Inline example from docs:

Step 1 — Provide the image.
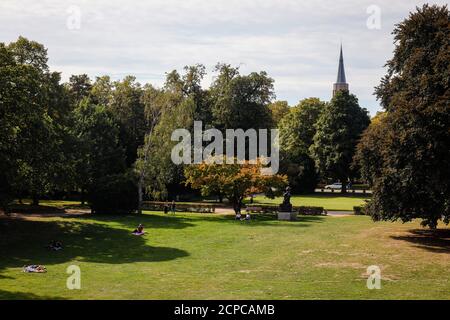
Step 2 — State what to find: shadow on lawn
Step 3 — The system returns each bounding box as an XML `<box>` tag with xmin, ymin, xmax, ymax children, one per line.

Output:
<box><xmin>181</xmin><ymin>213</ymin><xmax>325</xmax><ymax>227</ymax></box>
<box><xmin>0</xmin><ymin>289</ymin><xmax>66</xmax><ymax>300</ymax></box>
<box><xmin>0</xmin><ymin>217</ymin><xmax>190</xmax><ymax>273</ymax></box>
<box><xmin>72</xmin><ymin>211</ymin><xmax>325</xmax><ymax>229</ymax></box>
<box><xmin>391</xmin><ymin>229</ymin><xmax>450</xmax><ymax>254</ymax></box>
<box><xmin>80</xmin><ymin>212</ymin><xmax>195</xmax><ymax>228</ymax></box>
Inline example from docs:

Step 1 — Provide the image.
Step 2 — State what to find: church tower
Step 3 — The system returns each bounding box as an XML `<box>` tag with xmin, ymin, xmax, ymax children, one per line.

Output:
<box><xmin>333</xmin><ymin>45</ymin><xmax>349</xmax><ymax>96</ymax></box>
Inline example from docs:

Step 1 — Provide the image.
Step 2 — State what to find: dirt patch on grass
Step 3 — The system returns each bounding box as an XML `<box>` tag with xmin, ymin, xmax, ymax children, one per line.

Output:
<box><xmin>316</xmin><ymin>262</ymin><xmax>365</xmax><ymax>269</ymax></box>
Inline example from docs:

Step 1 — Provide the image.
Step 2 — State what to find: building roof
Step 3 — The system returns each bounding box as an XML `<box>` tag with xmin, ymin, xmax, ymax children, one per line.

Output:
<box><xmin>336</xmin><ymin>45</ymin><xmax>347</xmax><ymax>84</ymax></box>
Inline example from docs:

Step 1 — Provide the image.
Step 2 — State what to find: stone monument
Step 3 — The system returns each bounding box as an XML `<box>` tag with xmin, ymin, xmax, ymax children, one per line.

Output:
<box><xmin>278</xmin><ymin>186</ymin><xmax>297</xmax><ymax>221</ymax></box>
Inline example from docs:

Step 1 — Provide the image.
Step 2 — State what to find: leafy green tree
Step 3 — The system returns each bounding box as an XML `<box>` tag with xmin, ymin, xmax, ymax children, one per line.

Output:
<box><xmin>269</xmin><ymin>100</ymin><xmax>290</xmax><ymax>126</ymax></box>
<box><xmin>355</xmin><ymin>4</ymin><xmax>450</xmax><ymax>228</ymax></box>
<box><xmin>310</xmin><ymin>91</ymin><xmax>370</xmax><ymax>193</ymax></box>
<box><xmin>72</xmin><ymin>99</ymin><xmax>127</xmax><ymax>204</ymax></box>
<box><xmin>138</xmin><ymin>93</ymin><xmax>195</xmax><ymax>201</ymax></box>
<box><xmin>352</xmin><ymin>112</ymin><xmax>387</xmax><ymax>186</ymax></box>
<box><xmin>210</xmin><ymin>63</ymin><xmax>274</xmax><ymax>130</ymax></box>
<box><xmin>1</xmin><ymin>37</ymin><xmax>72</xmax><ymax>206</ymax></box>
<box><xmin>165</xmin><ymin>64</ymin><xmax>212</xmax><ymax>123</ymax></box>
<box><xmin>91</xmin><ymin>75</ymin><xmax>112</xmax><ymax>106</ymax></box>
<box><xmin>67</xmin><ymin>74</ymin><xmax>92</xmax><ymax>105</ymax></box>
<box><xmin>279</xmin><ymin>98</ymin><xmax>325</xmax><ymax>193</ymax></box>
<box><xmin>108</xmin><ymin>76</ymin><xmax>147</xmax><ymax>166</ymax></box>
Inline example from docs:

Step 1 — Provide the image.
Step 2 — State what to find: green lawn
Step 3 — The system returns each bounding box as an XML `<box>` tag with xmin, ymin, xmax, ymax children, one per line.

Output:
<box><xmin>249</xmin><ymin>194</ymin><xmax>370</xmax><ymax>211</ymax></box>
<box><xmin>1</xmin><ymin>208</ymin><xmax>449</xmax><ymax>299</ymax></box>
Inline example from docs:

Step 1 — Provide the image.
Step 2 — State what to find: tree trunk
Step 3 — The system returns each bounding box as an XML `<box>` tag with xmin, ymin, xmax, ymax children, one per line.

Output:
<box><xmin>32</xmin><ymin>194</ymin><xmax>39</xmax><ymax>206</ymax></box>
<box><xmin>341</xmin><ymin>179</ymin><xmax>347</xmax><ymax>194</ymax></box>
<box><xmin>137</xmin><ymin>175</ymin><xmax>143</xmax><ymax>214</ymax></box>
<box><xmin>80</xmin><ymin>188</ymin><xmax>86</xmax><ymax>205</ymax></box>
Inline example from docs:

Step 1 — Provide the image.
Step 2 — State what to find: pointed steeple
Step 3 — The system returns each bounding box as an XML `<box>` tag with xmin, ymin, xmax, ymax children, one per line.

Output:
<box><xmin>333</xmin><ymin>44</ymin><xmax>349</xmax><ymax>97</ymax></box>
<box><xmin>336</xmin><ymin>45</ymin><xmax>346</xmax><ymax>83</ymax></box>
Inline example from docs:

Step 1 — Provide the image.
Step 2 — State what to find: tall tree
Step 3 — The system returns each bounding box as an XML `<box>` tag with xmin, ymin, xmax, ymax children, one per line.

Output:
<box><xmin>1</xmin><ymin>37</ymin><xmax>72</xmax><ymax>205</ymax></box>
<box><xmin>108</xmin><ymin>76</ymin><xmax>147</xmax><ymax>166</ymax></box>
<box><xmin>67</xmin><ymin>74</ymin><xmax>92</xmax><ymax>106</ymax></box>
<box><xmin>355</xmin><ymin>4</ymin><xmax>450</xmax><ymax>228</ymax></box>
<box><xmin>279</xmin><ymin>98</ymin><xmax>325</xmax><ymax>193</ymax></box>
<box><xmin>210</xmin><ymin>63</ymin><xmax>274</xmax><ymax>130</ymax></box>
<box><xmin>269</xmin><ymin>100</ymin><xmax>290</xmax><ymax>126</ymax></box>
<box><xmin>310</xmin><ymin>91</ymin><xmax>370</xmax><ymax>193</ymax></box>
<box><xmin>72</xmin><ymin>99</ymin><xmax>127</xmax><ymax>204</ymax></box>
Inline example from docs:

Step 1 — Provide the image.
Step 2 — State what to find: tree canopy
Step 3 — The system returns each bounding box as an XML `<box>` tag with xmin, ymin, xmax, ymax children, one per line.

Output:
<box><xmin>355</xmin><ymin>4</ymin><xmax>450</xmax><ymax>228</ymax></box>
<box><xmin>310</xmin><ymin>91</ymin><xmax>370</xmax><ymax>193</ymax></box>
<box><xmin>279</xmin><ymin>98</ymin><xmax>325</xmax><ymax>193</ymax></box>
<box><xmin>184</xmin><ymin>157</ymin><xmax>287</xmax><ymax>214</ymax></box>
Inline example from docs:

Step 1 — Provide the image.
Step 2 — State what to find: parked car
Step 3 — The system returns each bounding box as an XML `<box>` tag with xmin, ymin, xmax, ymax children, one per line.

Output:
<box><xmin>324</xmin><ymin>182</ymin><xmax>343</xmax><ymax>189</ymax></box>
<box><xmin>324</xmin><ymin>182</ymin><xmax>352</xmax><ymax>190</ymax></box>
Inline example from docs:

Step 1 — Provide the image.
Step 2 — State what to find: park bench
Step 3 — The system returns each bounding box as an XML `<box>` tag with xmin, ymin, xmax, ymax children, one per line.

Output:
<box><xmin>245</xmin><ymin>206</ymin><xmax>264</xmax><ymax>213</ymax></box>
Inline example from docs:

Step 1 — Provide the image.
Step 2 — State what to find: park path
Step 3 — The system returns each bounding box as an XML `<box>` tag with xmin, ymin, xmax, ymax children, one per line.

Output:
<box><xmin>213</xmin><ymin>206</ymin><xmax>354</xmax><ymax>216</ymax></box>
<box><xmin>326</xmin><ymin>210</ymin><xmax>353</xmax><ymax>217</ymax></box>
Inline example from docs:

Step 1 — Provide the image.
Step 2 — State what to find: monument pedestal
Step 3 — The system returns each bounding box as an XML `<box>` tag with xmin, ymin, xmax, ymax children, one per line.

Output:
<box><xmin>278</xmin><ymin>211</ymin><xmax>297</xmax><ymax>221</ymax></box>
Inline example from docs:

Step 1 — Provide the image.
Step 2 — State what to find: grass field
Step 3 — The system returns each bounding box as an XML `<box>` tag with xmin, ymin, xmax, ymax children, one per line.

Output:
<box><xmin>249</xmin><ymin>194</ymin><xmax>370</xmax><ymax>211</ymax></box>
<box><xmin>1</xmin><ymin>208</ymin><xmax>449</xmax><ymax>300</ymax></box>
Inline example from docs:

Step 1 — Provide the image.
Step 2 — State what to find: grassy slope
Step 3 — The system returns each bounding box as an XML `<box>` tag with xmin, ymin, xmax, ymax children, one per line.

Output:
<box><xmin>1</xmin><ymin>211</ymin><xmax>449</xmax><ymax>300</ymax></box>
<box><xmin>249</xmin><ymin>194</ymin><xmax>370</xmax><ymax>211</ymax></box>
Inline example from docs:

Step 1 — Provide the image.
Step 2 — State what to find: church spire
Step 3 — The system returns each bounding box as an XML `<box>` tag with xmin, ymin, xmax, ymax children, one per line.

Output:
<box><xmin>333</xmin><ymin>44</ymin><xmax>349</xmax><ymax>96</ymax></box>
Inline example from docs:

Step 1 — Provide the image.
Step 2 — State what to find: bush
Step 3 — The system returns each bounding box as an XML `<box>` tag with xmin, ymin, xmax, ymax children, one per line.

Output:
<box><xmin>297</xmin><ymin>206</ymin><xmax>326</xmax><ymax>216</ymax></box>
<box><xmin>142</xmin><ymin>201</ymin><xmax>216</xmax><ymax>213</ymax></box>
<box><xmin>89</xmin><ymin>173</ymin><xmax>138</xmax><ymax>214</ymax></box>
<box><xmin>353</xmin><ymin>206</ymin><xmax>367</xmax><ymax>215</ymax></box>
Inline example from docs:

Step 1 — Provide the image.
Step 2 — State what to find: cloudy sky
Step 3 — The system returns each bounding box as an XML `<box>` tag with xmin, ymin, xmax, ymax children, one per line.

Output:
<box><xmin>1</xmin><ymin>0</ymin><xmax>447</xmax><ymax>115</ymax></box>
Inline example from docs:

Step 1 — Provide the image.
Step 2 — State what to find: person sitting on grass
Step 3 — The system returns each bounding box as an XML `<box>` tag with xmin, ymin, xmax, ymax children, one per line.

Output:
<box><xmin>235</xmin><ymin>212</ymin><xmax>242</xmax><ymax>220</ymax></box>
<box><xmin>132</xmin><ymin>224</ymin><xmax>145</xmax><ymax>235</ymax></box>
<box><xmin>245</xmin><ymin>213</ymin><xmax>251</xmax><ymax>221</ymax></box>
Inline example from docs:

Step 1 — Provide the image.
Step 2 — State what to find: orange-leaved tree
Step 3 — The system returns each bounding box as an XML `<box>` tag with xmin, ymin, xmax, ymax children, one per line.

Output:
<box><xmin>184</xmin><ymin>157</ymin><xmax>287</xmax><ymax>214</ymax></box>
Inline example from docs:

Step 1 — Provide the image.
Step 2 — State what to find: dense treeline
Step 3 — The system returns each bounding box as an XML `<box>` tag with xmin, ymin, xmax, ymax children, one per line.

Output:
<box><xmin>0</xmin><ymin>36</ymin><xmax>368</xmax><ymax>214</ymax></box>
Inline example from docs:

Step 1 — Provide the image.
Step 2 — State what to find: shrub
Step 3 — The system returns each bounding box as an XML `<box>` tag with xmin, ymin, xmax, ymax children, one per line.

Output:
<box><xmin>142</xmin><ymin>201</ymin><xmax>216</xmax><ymax>213</ymax></box>
<box><xmin>353</xmin><ymin>206</ymin><xmax>367</xmax><ymax>215</ymax></box>
<box><xmin>89</xmin><ymin>173</ymin><xmax>138</xmax><ymax>214</ymax></box>
<box><xmin>296</xmin><ymin>206</ymin><xmax>325</xmax><ymax>215</ymax></box>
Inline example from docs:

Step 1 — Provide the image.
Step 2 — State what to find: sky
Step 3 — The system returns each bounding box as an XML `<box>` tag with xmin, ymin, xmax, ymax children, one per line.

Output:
<box><xmin>1</xmin><ymin>0</ymin><xmax>448</xmax><ymax>116</ymax></box>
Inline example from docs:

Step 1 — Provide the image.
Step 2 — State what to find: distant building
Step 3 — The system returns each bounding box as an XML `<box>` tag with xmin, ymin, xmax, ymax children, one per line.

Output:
<box><xmin>332</xmin><ymin>45</ymin><xmax>349</xmax><ymax>96</ymax></box>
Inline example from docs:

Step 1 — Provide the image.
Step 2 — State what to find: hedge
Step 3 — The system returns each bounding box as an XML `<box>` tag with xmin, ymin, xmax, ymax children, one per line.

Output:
<box><xmin>142</xmin><ymin>201</ymin><xmax>216</xmax><ymax>213</ymax></box>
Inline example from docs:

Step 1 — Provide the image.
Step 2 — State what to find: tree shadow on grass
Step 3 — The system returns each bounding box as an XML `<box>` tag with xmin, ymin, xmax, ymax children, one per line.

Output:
<box><xmin>182</xmin><ymin>213</ymin><xmax>325</xmax><ymax>227</ymax></box>
<box><xmin>391</xmin><ymin>229</ymin><xmax>450</xmax><ymax>254</ymax></box>
<box><xmin>0</xmin><ymin>289</ymin><xmax>66</xmax><ymax>300</ymax></box>
<box><xmin>0</xmin><ymin>217</ymin><xmax>189</xmax><ymax>273</ymax></box>
<box><xmin>72</xmin><ymin>212</ymin><xmax>196</xmax><ymax>230</ymax></box>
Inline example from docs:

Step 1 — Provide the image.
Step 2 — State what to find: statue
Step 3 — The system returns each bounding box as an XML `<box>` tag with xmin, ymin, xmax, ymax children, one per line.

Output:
<box><xmin>279</xmin><ymin>186</ymin><xmax>292</xmax><ymax>212</ymax></box>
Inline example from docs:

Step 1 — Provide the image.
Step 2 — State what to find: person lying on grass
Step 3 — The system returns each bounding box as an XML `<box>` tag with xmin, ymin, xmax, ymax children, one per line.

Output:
<box><xmin>23</xmin><ymin>265</ymin><xmax>47</xmax><ymax>273</ymax></box>
<box><xmin>132</xmin><ymin>224</ymin><xmax>145</xmax><ymax>236</ymax></box>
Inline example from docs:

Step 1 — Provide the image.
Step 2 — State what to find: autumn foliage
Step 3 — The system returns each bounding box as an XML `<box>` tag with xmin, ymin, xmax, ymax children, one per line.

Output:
<box><xmin>184</xmin><ymin>157</ymin><xmax>287</xmax><ymax>213</ymax></box>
